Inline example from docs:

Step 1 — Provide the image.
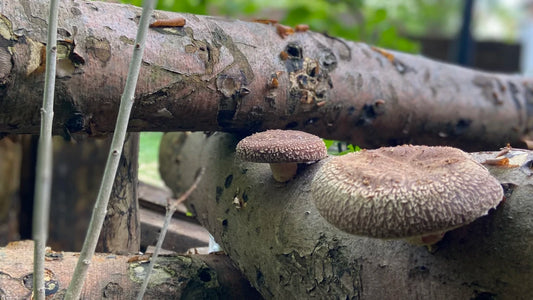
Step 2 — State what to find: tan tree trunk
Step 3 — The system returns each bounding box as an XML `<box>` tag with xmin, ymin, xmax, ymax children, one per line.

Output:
<box><xmin>0</xmin><ymin>0</ymin><xmax>531</xmax><ymax>150</ymax></box>
<box><xmin>159</xmin><ymin>132</ymin><xmax>533</xmax><ymax>299</ymax></box>
<box><xmin>98</xmin><ymin>132</ymin><xmax>141</xmax><ymax>254</ymax></box>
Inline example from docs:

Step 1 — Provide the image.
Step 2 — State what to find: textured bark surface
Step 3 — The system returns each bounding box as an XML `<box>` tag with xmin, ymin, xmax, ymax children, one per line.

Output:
<box><xmin>0</xmin><ymin>240</ymin><xmax>262</xmax><ymax>299</ymax></box>
<box><xmin>159</xmin><ymin>132</ymin><xmax>533</xmax><ymax>300</ymax></box>
<box><xmin>98</xmin><ymin>132</ymin><xmax>141</xmax><ymax>254</ymax></box>
<box><xmin>0</xmin><ymin>0</ymin><xmax>531</xmax><ymax>150</ymax></box>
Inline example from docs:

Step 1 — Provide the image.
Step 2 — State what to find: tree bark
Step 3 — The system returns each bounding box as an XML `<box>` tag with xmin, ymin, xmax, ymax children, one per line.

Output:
<box><xmin>0</xmin><ymin>240</ymin><xmax>262</xmax><ymax>299</ymax></box>
<box><xmin>159</xmin><ymin>132</ymin><xmax>533</xmax><ymax>300</ymax></box>
<box><xmin>98</xmin><ymin>132</ymin><xmax>141</xmax><ymax>254</ymax></box>
<box><xmin>0</xmin><ymin>0</ymin><xmax>531</xmax><ymax>150</ymax></box>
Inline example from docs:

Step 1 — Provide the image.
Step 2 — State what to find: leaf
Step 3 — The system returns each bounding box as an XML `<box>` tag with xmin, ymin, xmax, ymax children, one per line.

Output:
<box><xmin>324</xmin><ymin>140</ymin><xmax>361</xmax><ymax>156</ymax></box>
<box><xmin>323</xmin><ymin>139</ymin><xmax>335</xmax><ymax>149</ymax></box>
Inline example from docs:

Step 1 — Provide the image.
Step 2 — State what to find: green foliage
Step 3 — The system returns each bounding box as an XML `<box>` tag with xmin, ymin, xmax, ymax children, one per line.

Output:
<box><xmin>119</xmin><ymin>0</ymin><xmax>421</xmax><ymax>53</ymax></box>
<box><xmin>139</xmin><ymin>132</ymin><xmax>163</xmax><ymax>164</ymax></box>
<box><xmin>271</xmin><ymin>0</ymin><xmax>419</xmax><ymax>53</ymax></box>
<box><xmin>323</xmin><ymin>139</ymin><xmax>335</xmax><ymax>150</ymax></box>
<box><xmin>324</xmin><ymin>139</ymin><xmax>361</xmax><ymax>156</ymax></box>
<box><xmin>339</xmin><ymin>144</ymin><xmax>361</xmax><ymax>155</ymax></box>
<box><xmin>358</xmin><ymin>7</ymin><xmax>419</xmax><ymax>52</ymax></box>
<box><xmin>393</xmin><ymin>0</ymin><xmax>462</xmax><ymax>38</ymax></box>
<box><xmin>121</xmin><ymin>0</ymin><xmax>208</xmax><ymax>15</ymax></box>
<box><xmin>139</xmin><ymin>132</ymin><xmax>164</xmax><ymax>187</ymax></box>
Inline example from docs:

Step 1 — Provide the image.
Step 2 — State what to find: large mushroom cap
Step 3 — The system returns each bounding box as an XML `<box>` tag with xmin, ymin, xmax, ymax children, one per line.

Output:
<box><xmin>312</xmin><ymin>145</ymin><xmax>503</xmax><ymax>239</ymax></box>
<box><xmin>236</xmin><ymin>129</ymin><xmax>327</xmax><ymax>163</ymax></box>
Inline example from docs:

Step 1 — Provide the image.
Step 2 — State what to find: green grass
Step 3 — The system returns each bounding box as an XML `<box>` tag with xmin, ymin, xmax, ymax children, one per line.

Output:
<box><xmin>139</xmin><ymin>132</ymin><xmax>165</xmax><ymax>187</ymax></box>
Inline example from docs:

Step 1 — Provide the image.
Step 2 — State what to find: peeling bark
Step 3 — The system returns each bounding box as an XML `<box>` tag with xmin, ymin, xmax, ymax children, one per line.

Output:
<box><xmin>0</xmin><ymin>240</ymin><xmax>262</xmax><ymax>299</ymax></box>
<box><xmin>159</xmin><ymin>132</ymin><xmax>533</xmax><ymax>299</ymax></box>
<box><xmin>0</xmin><ymin>0</ymin><xmax>531</xmax><ymax>150</ymax></box>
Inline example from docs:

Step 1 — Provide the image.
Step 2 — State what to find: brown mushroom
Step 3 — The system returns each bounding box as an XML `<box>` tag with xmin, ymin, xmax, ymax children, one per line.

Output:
<box><xmin>236</xmin><ymin>129</ymin><xmax>327</xmax><ymax>182</ymax></box>
<box><xmin>311</xmin><ymin>145</ymin><xmax>503</xmax><ymax>245</ymax></box>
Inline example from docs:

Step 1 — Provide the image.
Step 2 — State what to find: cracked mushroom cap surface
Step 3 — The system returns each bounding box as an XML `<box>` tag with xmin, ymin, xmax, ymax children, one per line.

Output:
<box><xmin>312</xmin><ymin>145</ymin><xmax>503</xmax><ymax>239</ymax></box>
<box><xmin>236</xmin><ymin>129</ymin><xmax>327</xmax><ymax>163</ymax></box>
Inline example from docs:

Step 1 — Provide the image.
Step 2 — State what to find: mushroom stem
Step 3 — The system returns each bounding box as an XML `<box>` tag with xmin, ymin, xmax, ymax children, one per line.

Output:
<box><xmin>270</xmin><ymin>163</ymin><xmax>298</xmax><ymax>182</ymax></box>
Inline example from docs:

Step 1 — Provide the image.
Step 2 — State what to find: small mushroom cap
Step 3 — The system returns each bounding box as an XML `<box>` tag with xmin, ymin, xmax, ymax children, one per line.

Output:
<box><xmin>312</xmin><ymin>145</ymin><xmax>503</xmax><ymax>239</ymax></box>
<box><xmin>236</xmin><ymin>129</ymin><xmax>327</xmax><ymax>163</ymax></box>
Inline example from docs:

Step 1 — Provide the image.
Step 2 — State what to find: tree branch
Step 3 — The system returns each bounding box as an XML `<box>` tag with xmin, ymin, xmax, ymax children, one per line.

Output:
<box><xmin>65</xmin><ymin>0</ymin><xmax>156</xmax><ymax>297</ymax></box>
<box><xmin>137</xmin><ymin>167</ymin><xmax>204</xmax><ymax>299</ymax></box>
<box><xmin>0</xmin><ymin>240</ymin><xmax>262</xmax><ymax>299</ymax></box>
<box><xmin>159</xmin><ymin>131</ymin><xmax>533</xmax><ymax>299</ymax></box>
<box><xmin>0</xmin><ymin>0</ymin><xmax>531</xmax><ymax>150</ymax></box>
<box><xmin>32</xmin><ymin>0</ymin><xmax>59</xmax><ymax>298</ymax></box>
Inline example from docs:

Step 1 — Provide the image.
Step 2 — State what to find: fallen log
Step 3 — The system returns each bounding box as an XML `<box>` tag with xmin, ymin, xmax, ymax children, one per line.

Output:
<box><xmin>0</xmin><ymin>0</ymin><xmax>531</xmax><ymax>150</ymax></box>
<box><xmin>0</xmin><ymin>240</ymin><xmax>262</xmax><ymax>299</ymax></box>
<box><xmin>159</xmin><ymin>132</ymin><xmax>533</xmax><ymax>299</ymax></box>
